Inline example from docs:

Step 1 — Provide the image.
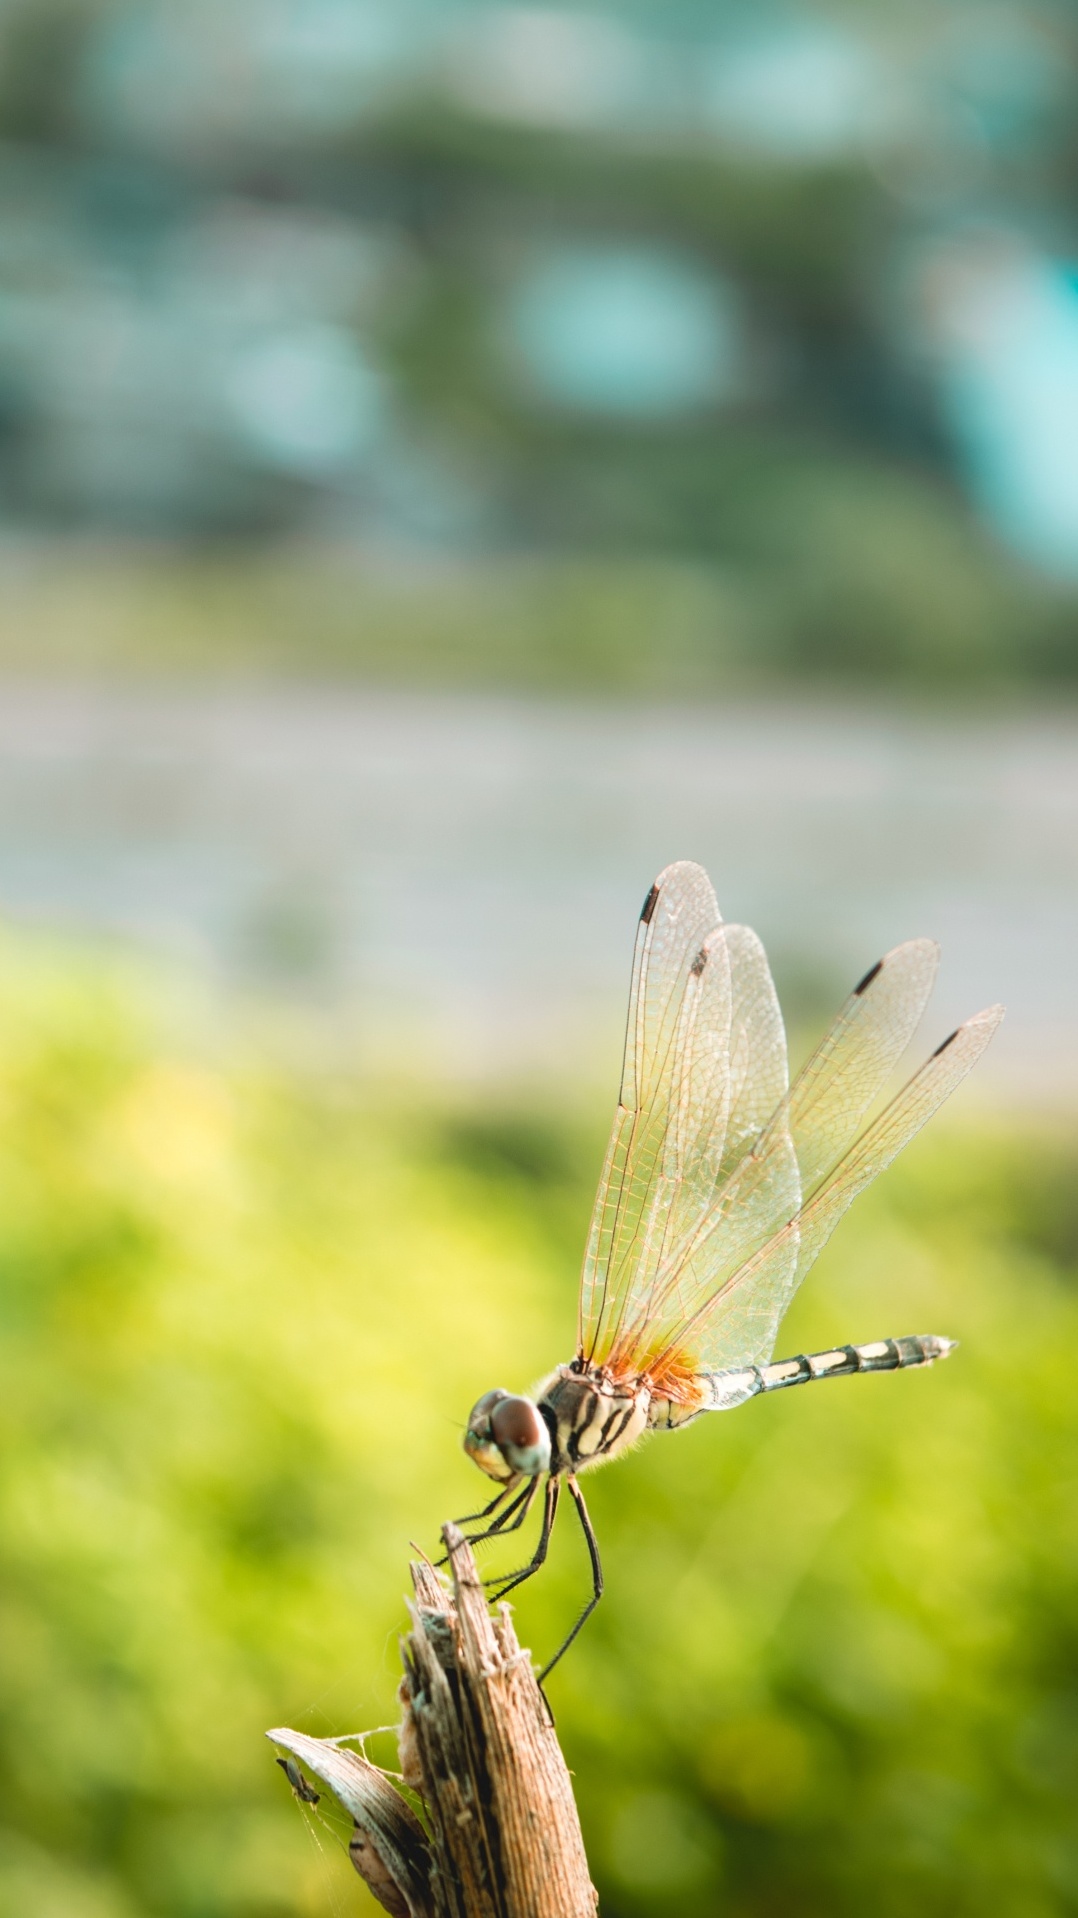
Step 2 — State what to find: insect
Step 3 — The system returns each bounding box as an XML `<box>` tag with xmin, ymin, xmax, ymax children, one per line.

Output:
<box><xmin>277</xmin><ymin>1756</ymin><xmax>321</xmax><ymax>1805</ymax></box>
<box><xmin>458</xmin><ymin>861</ymin><xmax>1003</xmax><ymax>1677</ymax></box>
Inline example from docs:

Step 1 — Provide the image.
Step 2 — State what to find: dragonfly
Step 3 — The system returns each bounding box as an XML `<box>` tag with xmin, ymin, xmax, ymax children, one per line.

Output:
<box><xmin>457</xmin><ymin>861</ymin><xmax>1003</xmax><ymax>1678</ymax></box>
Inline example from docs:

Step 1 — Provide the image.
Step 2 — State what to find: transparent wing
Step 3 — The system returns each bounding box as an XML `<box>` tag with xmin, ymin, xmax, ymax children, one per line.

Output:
<box><xmin>578</xmin><ymin>861</ymin><xmax>727</xmax><ymax>1363</ymax></box>
<box><xmin>653</xmin><ymin>1002</ymin><xmax>1004</xmax><ymax>1381</ymax></box>
<box><xmin>612</xmin><ymin>920</ymin><xmax>797</xmax><ymax>1357</ymax></box>
<box><xmin>613</xmin><ymin>920</ymin><xmax>797</xmax><ymax>1373</ymax></box>
<box><xmin>587</xmin><ymin>917</ymin><xmax>794</xmax><ymax>1367</ymax></box>
<box><xmin>715</xmin><ymin>925</ymin><xmax>791</xmax><ymax>1190</ymax></box>
<box><xmin>597</xmin><ymin>935</ymin><xmax>941</xmax><ymax>1377</ymax></box>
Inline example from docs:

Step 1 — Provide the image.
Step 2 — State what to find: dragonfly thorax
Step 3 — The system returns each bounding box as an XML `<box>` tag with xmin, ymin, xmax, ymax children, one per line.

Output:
<box><xmin>536</xmin><ymin>1364</ymin><xmax>651</xmax><ymax>1475</ymax></box>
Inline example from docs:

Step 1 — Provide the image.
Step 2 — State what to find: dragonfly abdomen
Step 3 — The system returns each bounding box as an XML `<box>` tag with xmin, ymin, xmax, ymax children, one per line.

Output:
<box><xmin>649</xmin><ymin>1334</ymin><xmax>956</xmax><ymax>1430</ymax></box>
<box><xmin>757</xmin><ymin>1333</ymin><xmax>955</xmax><ymax>1393</ymax></box>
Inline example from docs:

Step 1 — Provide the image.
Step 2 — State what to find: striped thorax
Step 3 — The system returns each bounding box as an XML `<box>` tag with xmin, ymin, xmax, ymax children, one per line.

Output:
<box><xmin>536</xmin><ymin>1365</ymin><xmax>651</xmax><ymax>1475</ymax></box>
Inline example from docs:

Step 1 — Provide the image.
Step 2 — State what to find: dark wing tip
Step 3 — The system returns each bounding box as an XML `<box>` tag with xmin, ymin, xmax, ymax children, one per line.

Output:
<box><xmin>853</xmin><ymin>958</ymin><xmax>883</xmax><ymax>996</ymax></box>
<box><xmin>640</xmin><ymin>882</ymin><xmax>660</xmax><ymax>924</ymax></box>
<box><xmin>931</xmin><ymin>1027</ymin><xmax>959</xmax><ymax>1057</ymax></box>
<box><xmin>690</xmin><ymin>946</ymin><xmax>709</xmax><ymax>976</ymax></box>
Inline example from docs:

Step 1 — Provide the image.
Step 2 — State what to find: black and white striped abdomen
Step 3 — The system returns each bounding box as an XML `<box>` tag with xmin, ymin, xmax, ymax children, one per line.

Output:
<box><xmin>759</xmin><ymin>1332</ymin><xmax>954</xmax><ymax>1391</ymax></box>
<box><xmin>648</xmin><ymin>1334</ymin><xmax>956</xmax><ymax>1430</ymax></box>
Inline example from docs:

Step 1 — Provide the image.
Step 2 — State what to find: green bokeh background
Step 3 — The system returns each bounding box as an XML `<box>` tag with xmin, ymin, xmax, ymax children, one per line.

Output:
<box><xmin>0</xmin><ymin>0</ymin><xmax>1076</xmax><ymax>1910</ymax></box>
<box><xmin>1</xmin><ymin>933</ymin><xmax>1075</xmax><ymax>1918</ymax></box>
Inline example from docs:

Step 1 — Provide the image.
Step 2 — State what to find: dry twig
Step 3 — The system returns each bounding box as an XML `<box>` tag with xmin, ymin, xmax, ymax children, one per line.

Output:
<box><xmin>269</xmin><ymin>1522</ymin><xmax>597</xmax><ymax>1918</ymax></box>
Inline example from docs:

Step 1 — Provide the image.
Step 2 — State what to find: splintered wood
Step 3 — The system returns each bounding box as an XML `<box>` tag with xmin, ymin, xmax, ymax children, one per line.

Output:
<box><xmin>401</xmin><ymin>1524</ymin><xmax>597</xmax><ymax>1918</ymax></box>
<box><xmin>268</xmin><ymin>1524</ymin><xmax>596</xmax><ymax>1918</ymax></box>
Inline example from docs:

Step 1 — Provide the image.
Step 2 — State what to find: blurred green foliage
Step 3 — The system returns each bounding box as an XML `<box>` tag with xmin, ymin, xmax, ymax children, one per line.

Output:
<box><xmin>1</xmin><ymin>936</ymin><xmax>1077</xmax><ymax>1917</ymax></box>
<box><xmin>2</xmin><ymin>525</ymin><xmax>1075</xmax><ymax>695</ymax></box>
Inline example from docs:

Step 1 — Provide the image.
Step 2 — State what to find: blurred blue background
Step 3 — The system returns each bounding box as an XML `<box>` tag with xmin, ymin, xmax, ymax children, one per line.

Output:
<box><xmin>0</xmin><ymin>0</ymin><xmax>1077</xmax><ymax>590</ymax></box>
<box><xmin>1</xmin><ymin>4</ymin><xmax>1078</xmax><ymax>1916</ymax></box>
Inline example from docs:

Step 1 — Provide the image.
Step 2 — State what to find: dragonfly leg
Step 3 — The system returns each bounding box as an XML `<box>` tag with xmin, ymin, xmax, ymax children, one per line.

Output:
<box><xmin>467</xmin><ymin>1475</ymin><xmax>542</xmax><ymax>1560</ymax></box>
<box><xmin>485</xmin><ymin>1477</ymin><xmax>560</xmax><ymax>1602</ymax></box>
<box><xmin>438</xmin><ymin>1477</ymin><xmax>541</xmax><ymax>1567</ymax></box>
<box><xmin>435</xmin><ymin>1481</ymin><xmax>521</xmax><ymax>1566</ymax></box>
<box><xmin>448</xmin><ymin>1484</ymin><xmax>516</xmax><ymax>1531</ymax></box>
<box><xmin>538</xmin><ymin>1475</ymin><xmax>603</xmax><ymax>1682</ymax></box>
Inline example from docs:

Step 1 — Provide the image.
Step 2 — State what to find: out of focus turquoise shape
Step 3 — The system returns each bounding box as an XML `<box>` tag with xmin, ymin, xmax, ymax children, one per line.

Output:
<box><xmin>507</xmin><ymin>246</ymin><xmax>740</xmax><ymax>419</ymax></box>
<box><xmin>938</xmin><ymin>248</ymin><xmax>1078</xmax><ymax>578</ymax></box>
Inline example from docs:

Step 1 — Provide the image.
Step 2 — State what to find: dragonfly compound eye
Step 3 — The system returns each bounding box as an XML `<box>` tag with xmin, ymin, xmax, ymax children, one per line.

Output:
<box><xmin>490</xmin><ymin>1395</ymin><xmax>551</xmax><ymax>1476</ymax></box>
<box><xmin>464</xmin><ymin>1388</ymin><xmax>516</xmax><ymax>1480</ymax></box>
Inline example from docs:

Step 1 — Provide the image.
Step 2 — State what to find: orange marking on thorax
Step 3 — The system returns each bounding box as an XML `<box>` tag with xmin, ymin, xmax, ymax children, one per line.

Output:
<box><xmin>603</xmin><ymin>1342</ymin><xmax>705</xmax><ymax>1408</ymax></box>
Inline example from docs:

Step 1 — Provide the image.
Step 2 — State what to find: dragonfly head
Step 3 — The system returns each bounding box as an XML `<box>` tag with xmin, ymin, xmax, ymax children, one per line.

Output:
<box><xmin>464</xmin><ymin>1389</ymin><xmax>551</xmax><ymax>1481</ymax></box>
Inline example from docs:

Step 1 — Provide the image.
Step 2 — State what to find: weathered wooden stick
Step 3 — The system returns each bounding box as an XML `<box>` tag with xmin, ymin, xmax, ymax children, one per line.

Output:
<box><xmin>268</xmin><ymin>1522</ymin><xmax>597</xmax><ymax>1918</ymax></box>
<box><xmin>402</xmin><ymin>1523</ymin><xmax>597</xmax><ymax>1918</ymax></box>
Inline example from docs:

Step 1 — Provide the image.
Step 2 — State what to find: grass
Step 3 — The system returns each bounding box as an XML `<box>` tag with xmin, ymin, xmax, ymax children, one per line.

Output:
<box><xmin>2</xmin><ymin>461</ymin><xmax>1077</xmax><ymax>700</ymax></box>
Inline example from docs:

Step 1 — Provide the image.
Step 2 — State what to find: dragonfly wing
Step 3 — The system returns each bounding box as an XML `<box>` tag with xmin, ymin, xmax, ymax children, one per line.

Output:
<box><xmin>605</xmin><ymin>935</ymin><xmax>941</xmax><ymax>1376</ymax></box>
<box><xmin>768</xmin><ymin>936</ymin><xmax>941</xmax><ymax>1195</ymax></box>
<box><xmin>600</xmin><ymin>917</ymin><xmax>795</xmax><ymax>1366</ymax></box>
<box><xmin>603</xmin><ymin>920</ymin><xmax>797</xmax><ymax>1372</ymax></box>
<box><xmin>660</xmin><ymin>1001</ymin><xmax>1004</xmax><ymax>1377</ymax></box>
<box><xmin>667</xmin><ymin>921</ymin><xmax>794</xmax><ymax>1264</ymax></box>
<box><xmin>579</xmin><ymin>862</ymin><xmax>727</xmax><ymax>1365</ymax></box>
<box><xmin>715</xmin><ymin>925</ymin><xmax>791</xmax><ymax>1186</ymax></box>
